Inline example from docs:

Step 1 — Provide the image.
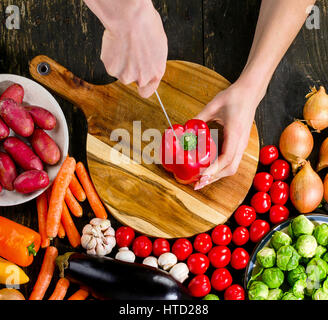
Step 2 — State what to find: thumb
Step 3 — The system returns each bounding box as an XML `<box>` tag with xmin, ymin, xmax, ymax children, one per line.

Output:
<box><xmin>138</xmin><ymin>78</ymin><xmax>161</xmax><ymax>99</ymax></box>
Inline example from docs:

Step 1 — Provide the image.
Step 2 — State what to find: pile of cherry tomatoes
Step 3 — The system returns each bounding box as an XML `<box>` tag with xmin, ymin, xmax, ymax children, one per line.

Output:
<box><xmin>114</xmin><ymin>145</ymin><xmax>292</xmax><ymax>300</ymax></box>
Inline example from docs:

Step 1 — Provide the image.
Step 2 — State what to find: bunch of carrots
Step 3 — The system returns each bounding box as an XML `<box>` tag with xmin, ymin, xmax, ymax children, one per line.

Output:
<box><xmin>31</xmin><ymin>156</ymin><xmax>108</xmax><ymax>300</ymax></box>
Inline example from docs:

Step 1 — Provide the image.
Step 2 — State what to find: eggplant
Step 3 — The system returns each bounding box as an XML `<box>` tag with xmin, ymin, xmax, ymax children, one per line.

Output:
<box><xmin>56</xmin><ymin>252</ymin><xmax>192</xmax><ymax>300</ymax></box>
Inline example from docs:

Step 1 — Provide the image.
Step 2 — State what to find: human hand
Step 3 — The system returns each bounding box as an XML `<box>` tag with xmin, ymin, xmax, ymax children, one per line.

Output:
<box><xmin>99</xmin><ymin>1</ymin><xmax>168</xmax><ymax>98</ymax></box>
<box><xmin>194</xmin><ymin>79</ymin><xmax>265</xmax><ymax>190</ymax></box>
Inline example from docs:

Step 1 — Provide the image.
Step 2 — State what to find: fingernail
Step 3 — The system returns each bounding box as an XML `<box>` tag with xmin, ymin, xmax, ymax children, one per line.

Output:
<box><xmin>194</xmin><ymin>176</ymin><xmax>211</xmax><ymax>190</ymax></box>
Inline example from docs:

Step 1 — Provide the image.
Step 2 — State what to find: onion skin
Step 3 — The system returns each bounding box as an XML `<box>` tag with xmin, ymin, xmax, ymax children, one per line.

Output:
<box><xmin>290</xmin><ymin>161</ymin><xmax>323</xmax><ymax>213</ymax></box>
<box><xmin>0</xmin><ymin>288</ymin><xmax>25</xmax><ymax>300</ymax></box>
<box><xmin>279</xmin><ymin>121</ymin><xmax>313</xmax><ymax>174</ymax></box>
<box><xmin>317</xmin><ymin>137</ymin><xmax>328</xmax><ymax>172</ymax></box>
<box><xmin>324</xmin><ymin>174</ymin><xmax>328</xmax><ymax>203</ymax></box>
<box><xmin>304</xmin><ymin>86</ymin><xmax>328</xmax><ymax>132</ymax></box>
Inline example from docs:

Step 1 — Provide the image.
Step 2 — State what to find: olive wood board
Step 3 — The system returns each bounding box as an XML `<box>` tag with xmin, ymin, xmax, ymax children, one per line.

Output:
<box><xmin>30</xmin><ymin>55</ymin><xmax>259</xmax><ymax>238</ymax></box>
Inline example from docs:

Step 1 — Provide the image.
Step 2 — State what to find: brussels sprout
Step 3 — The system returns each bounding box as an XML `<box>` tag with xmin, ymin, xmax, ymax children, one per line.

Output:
<box><xmin>291</xmin><ymin>215</ymin><xmax>314</xmax><ymax>237</ymax></box>
<box><xmin>267</xmin><ymin>288</ymin><xmax>283</xmax><ymax>300</ymax></box>
<box><xmin>300</xmin><ymin>257</ymin><xmax>310</xmax><ymax>265</ymax></box>
<box><xmin>314</xmin><ymin>224</ymin><xmax>328</xmax><ymax>246</ymax></box>
<box><xmin>288</xmin><ymin>223</ymin><xmax>294</xmax><ymax>239</ymax></box>
<box><xmin>248</xmin><ymin>281</ymin><xmax>269</xmax><ymax>300</ymax></box>
<box><xmin>323</xmin><ymin>253</ymin><xmax>328</xmax><ymax>263</ymax></box>
<box><xmin>281</xmin><ymin>292</ymin><xmax>302</xmax><ymax>300</ymax></box>
<box><xmin>307</xmin><ymin>257</ymin><xmax>328</xmax><ymax>282</ymax></box>
<box><xmin>203</xmin><ymin>294</ymin><xmax>220</xmax><ymax>300</ymax></box>
<box><xmin>277</xmin><ymin>245</ymin><xmax>300</xmax><ymax>271</ymax></box>
<box><xmin>295</xmin><ymin>235</ymin><xmax>317</xmax><ymax>258</ymax></box>
<box><xmin>270</xmin><ymin>231</ymin><xmax>292</xmax><ymax>251</ymax></box>
<box><xmin>312</xmin><ymin>288</ymin><xmax>328</xmax><ymax>300</ymax></box>
<box><xmin>292</xmin><ymin>279</ymin><xmax>306</xmax><ymax>298</ymax></box>
<box><xmin>256</xmin><ymin>248</ymin><xmax>276</xmax><ymax>268</ymax></box>
<box><xmin>323</xmin><ymin>278</ymin><xmax>328</xmax><ymax>293</ymax></box>
<box><xmin>305</xmin><ymin>266</ymin><xmax>322</xmax><ymax>296</ymax></box>
<box><xmin>262</xmin><ymin>267</ymin><xmax>284</xmax><ymax>289</ymax></box>
<box><xmin>287</xmin><ymin>265</ymin><xmax>307</xmax><ymax>286</ymax></box>
<box><xmin>315</xmin><ymin>245</ymin><xmax>327</xmax><ymax>258</ymax></box>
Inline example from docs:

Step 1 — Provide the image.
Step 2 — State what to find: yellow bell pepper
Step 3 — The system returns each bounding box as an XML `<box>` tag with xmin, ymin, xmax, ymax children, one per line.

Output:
<box><xmin>0</xmin><ymin>258</ymin><xmax>29</xmax><ymax>285</ymax></box>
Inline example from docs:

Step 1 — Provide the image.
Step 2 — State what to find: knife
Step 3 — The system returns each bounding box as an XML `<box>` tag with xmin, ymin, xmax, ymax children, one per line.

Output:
<box><xmin>155</xmin><ymin>90</ymin><xmax>178</xmax><ymax>141</ymax></box>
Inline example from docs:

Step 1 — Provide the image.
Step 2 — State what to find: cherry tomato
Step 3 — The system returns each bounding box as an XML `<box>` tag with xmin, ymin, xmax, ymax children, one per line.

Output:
<box><xmin>193</xmin><ymin>233</ymin><xmax>212</xmax><ymax>254</ymax></box>
<box><xmin>208</xmin><ymin>246</ymin><xmax>231</xmax><ymax>268</ymax></box>
<box><xmin>259</xmin><ymin>145</ymin><xmax>279</xmax><ymax>165</ymax></box>
<box><xmin>250</xmin><ymin>192</ymin><xmax>271</xmax><ymax>214</ymax></box>
<box><xmin>249</xmin><ymin>219</ymin><xmax>270</xmax><ymax>242</ymax></box>
<box><xmin>269</xmin><ymin>181</ymin><xmax>289</xmax><ymax>205</ymax></box>
<box><xmin>234</xmin><ymin>205</ymin><xmax>256</xmax><ymax>227</ymax></box>
<box><xmin>187</xmin><ymin>253</ymin><xmax>209</xmax><ymax>275</ymax></box>
<box><xmin>270</xmin><ymin>159</ymin><xmax>290</xmax><ymax>181</ymax></box>
<box><xmin>211</xmin><ymin>268</ymin><xmax>233</xmax><ymax>291</ymax></box>
<box><xmin>172</xmin><ymin>238</ymin><xmax>193</xmax><ymax>261</ymax></box>
<box><xmin>253</xmin><ymin>172</ymin><xmax>273</xmax><ymax>192</ymax></box>
<box><xmin>115</xmin><ymin>226</ymin><xmax>135</xmax><ymax>248</ymax></box>
<box><xmin>269</xmin><ymin>205</ymin><xmax>290</xmax><ymax>224</ymax></box>
<box><xmin>232</xmin><ymin>226</ymin><xmax>249</xmax><ymax>246</ymax></box>
<box><xmin>152</xmin><ymin>238</ymin><xmax>170</xmax><ymax>257</ymax></box>
<box><xmin>224</xmin><ymin>284</ymin><xmax>245</xmax><ymax>300</ymax></box>
<box><xmin>211</xmin><ymin>225</ymin><xmax>232</xmax><ymax>246</ymax></box>
<box><xmin>231</xmin><ymin>248</ymin><xmax>249</xmax><ymax>270</ymax></box>
<box><xmin>132</xmin><ymin>236</ymin><xmax>152</xmax><ymax>258</ymax></box>
<box><xmin>188</xmin><ymin>274</ymin><xmax>211</xmax><ymax>297</ymax></box>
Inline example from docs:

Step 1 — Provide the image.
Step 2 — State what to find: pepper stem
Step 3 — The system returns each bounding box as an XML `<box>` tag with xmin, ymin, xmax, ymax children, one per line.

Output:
<box><xmin>180</xmin><ymin>132</ymin><xmax>197</xmax><ymax>151</ymax></box>
<box><xmin>56</xmin><ymin>252</ymin><xmax>75</xmax><ymax>278</ymax></box>
<box><xmin>27</xmin><ymin>243</ymin><xmax>37</xmax><ymax>256</ymax></box>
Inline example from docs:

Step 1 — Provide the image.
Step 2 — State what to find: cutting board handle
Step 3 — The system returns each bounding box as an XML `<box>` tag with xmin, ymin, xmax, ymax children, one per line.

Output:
<box><xmin>29</xmin><ymin>55</ymin><xmax>95</xmax><ymax>114</ymax></box>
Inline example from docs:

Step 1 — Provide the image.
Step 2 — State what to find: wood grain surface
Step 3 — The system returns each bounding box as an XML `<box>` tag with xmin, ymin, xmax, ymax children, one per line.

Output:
<box><xmin>1</xmin><ymin>0</ymin><xmax>328</xmax><ymax>298</ymax></box>
<box><xmin>30</xmin><ymin>55</ymin><xmax>259</xmax><ymax>238</ymax></box>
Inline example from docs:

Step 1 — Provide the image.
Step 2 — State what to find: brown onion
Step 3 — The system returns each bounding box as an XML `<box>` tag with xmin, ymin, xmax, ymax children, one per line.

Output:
<box><xmin>290</xmin><ymin>161</ymin><xmax>323</xmax><ymax>213</ymax></box>
<box><xmin>324</xmin><ymin>174</ymin><xmax>328</xmax><ymax>203</ymax></box>
<box><xmin>279</xmin><ymin>120</ymin><xmax>314</xmax><ymax>174</ymax></box>
<box><xmin>303</xmin><ymin>86</ymin><xmax>328</xmax><ymax>132</ymax></box>
<box><xmin>317</xmin><ymin>137</ymin><xmax>328</xmax><ymax>172</ymax></box>
<box><xmin>0</xmin><ymin>288</ymin><xmax>25</xmax><ymax>300</ymax></box>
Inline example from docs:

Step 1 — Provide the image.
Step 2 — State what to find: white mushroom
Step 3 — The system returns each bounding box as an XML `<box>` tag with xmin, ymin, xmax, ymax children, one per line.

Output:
<box><xmin>81</xmin><ymin>218</ymin><xmax>116</xmax><ymax>256</ymax></box>
<box><xmin>143</xmin><ymin>256</ymin><xmax>158</xmax><ymax>268</ymax></box>
<box><xmin>158</xmin><ymin>252</ymin><xmax>178</xmax><ymax>271</ymax></box>
<box><xmin>169</xmin><ymin>263</ymin><xmax>189</xmax><ymax>283</ymax></box>
<box><xmin>115</xmin><ymin>247</ymin><xmax>136</xmax><ymax>263</ymax></box>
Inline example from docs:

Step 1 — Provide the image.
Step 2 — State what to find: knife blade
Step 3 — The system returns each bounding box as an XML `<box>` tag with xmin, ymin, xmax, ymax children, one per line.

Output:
<box><xmin>155</xmin><ymin>90</ymin><xmax>178</xmax><ymax>141</ymax></box>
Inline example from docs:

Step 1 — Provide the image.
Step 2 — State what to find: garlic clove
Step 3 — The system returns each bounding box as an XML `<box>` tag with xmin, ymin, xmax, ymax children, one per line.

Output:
<box><xmin>169</xmin><ymin>263</ymin><xmax>189</xmax><ymax>283</ymax></box>
<box><xmin>143</xmin><ymin>256</ymin><xmax>158</xmax><ymax>268</ymax></box>
<box><xmin>86</xmin><ymin>237</ymin><xmax>97</xmax><ymax>250</ymax></box>
<box><xmin>82</xmin><ymin>224</ymin><xmax>94</xmax><ymax>235</ymax></box>
<box><xmin>104</xmin><ymin>236</ymin><xmax>116</xmax><ymax>248</ymax></box>
<box><xmin>90</xmin><ymin>218</ymin><xmax>111</xmax><ymax>231</ymax></box>
<box><xmin>95</xmin><ymin>243</ymin><xmax>107</xmax><ymax>256</ymax></box>
<box><xmin>158</xmin><ymin>252</ymin><xmax>178</xmax><ymax>271</ymax></box>
<box><xmin>81</xmin><ymin>234</ymin><xmax>92</xmax><ymax>249</ymax></box>
<box><xmin>87</xmin><ymin>248</ymin><xmax>97</xmax><ymax>255</ymax></box>
<box><xmin>104</xmin><ymin>226</ymin><xmax>115</xmax><ymax>237</ymax></box>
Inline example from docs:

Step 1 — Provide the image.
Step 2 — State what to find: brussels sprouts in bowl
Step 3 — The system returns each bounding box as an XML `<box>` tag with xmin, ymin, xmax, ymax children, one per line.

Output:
<box><xmin>245</xmin><ymin>213</ymin><xmax>328</xmax><ymax>300</ymax></box>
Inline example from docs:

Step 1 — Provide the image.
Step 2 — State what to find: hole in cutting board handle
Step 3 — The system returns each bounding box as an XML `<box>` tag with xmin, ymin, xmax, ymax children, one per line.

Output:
<box><xmin>37</xmin><ymin>62</ymin><xmax>51</xmax><ymax>76</ymax></box>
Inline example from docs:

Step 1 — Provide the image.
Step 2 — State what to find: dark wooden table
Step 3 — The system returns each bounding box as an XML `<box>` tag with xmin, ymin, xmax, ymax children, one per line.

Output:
<box><xmin>0</xmin><ymin>0</ymin><xmax>327</xmax><ymax>299</ymax></box>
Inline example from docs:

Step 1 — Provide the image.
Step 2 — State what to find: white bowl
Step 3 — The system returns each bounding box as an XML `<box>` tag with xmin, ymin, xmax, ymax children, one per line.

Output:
<box><xmin>0</xmin><ymin>74</ymin><xmax>69</xmax><ymax>206</ymax></box>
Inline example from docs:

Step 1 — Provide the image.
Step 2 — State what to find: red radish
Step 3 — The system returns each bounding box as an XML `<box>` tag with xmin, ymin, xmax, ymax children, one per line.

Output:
<box><xmin>25</xmin><ymin>106</ymin><xmax>57</xmax><ymax>130</ymax></box>
<box><xmin>31</xmin><ymin>129</ymin><xmax>60</xmax><ymax>165</ymax></box>
<box><xmin>14</xmin><ymin>170</ymin><xmax>49</xmax><ymax>194</ymax></box>
<box><xmin>0</xmin><ymin>152</ymin><xmax>17</xmax><ymax>191</ymax></box>
<box><xmin>0</xmin><ymin>118</ymin><xmax>9</xmax><ymax>140</ymax></box>
<box><xmin>0</xmin><ymin>83</ymin><xmax>24</xmax><ymax>104</ymax></box>
<box><xmin>0</xmin><ymin>99</ymin><xmax>34</xmax><ymax>137</ymax></box>
<box><xmin>4</xmin><ymin>137</ymin><xmax>43</xmax><ymax>171</ymax></box>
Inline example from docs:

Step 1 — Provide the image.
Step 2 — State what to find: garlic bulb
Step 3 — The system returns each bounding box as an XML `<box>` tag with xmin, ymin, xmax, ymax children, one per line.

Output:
<box><xmin>158</xmin><ymin>252</ymin><xmax>178</xmax><ymax>271</ymax></box>
<box><xmin>169</xmin><ymin>263</ymin><xmax>189</xmax><ymax>283</ymax></box>
<box><xmin>115</xmin><ymin>247</ymin><xmax>136</xmax><ymax>263</ymax></box>
<box><xmin>81</xmin><ymin>218</ymin><xmax>116</xmax><ymax>256</ymax></box>
<box><xmin>143</xmin><ymin>256</ymin><xmax>158</xmax><ymax>268</ymax></box>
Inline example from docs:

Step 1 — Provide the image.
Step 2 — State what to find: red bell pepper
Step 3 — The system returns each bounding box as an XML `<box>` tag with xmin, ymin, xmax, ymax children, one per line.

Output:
<box><xmin>160</xmin><ymin>119</ymin><xmax>217</xmax><ymax>184</ymax></box>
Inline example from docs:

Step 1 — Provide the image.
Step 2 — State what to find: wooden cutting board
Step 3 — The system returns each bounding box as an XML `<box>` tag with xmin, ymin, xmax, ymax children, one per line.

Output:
<box><xmin>29</xmin><ymin>55</ymin><xmax>259</xmax><ymax>238</ymax></box>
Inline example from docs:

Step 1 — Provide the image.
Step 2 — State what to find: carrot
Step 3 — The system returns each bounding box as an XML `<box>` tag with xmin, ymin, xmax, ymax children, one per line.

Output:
<box><xmin>46</xmin><ymin>157</ymin><xmax>76</xmax><ymax>239</ymax></box>
<box><xmin>48</xmin><ymin>278</ymin><xmax>70</xmax><ymax>300</ymax></box>
<box><xmin>36</xmin><ymin>192</ymin><xmax>50</xmax><ymax>248</ymax></box>
<box><xmin>69</xmin><ymin>174</ymin><xmax>86</xmax><ymax>202</ymax></box>
<box><xmin>61</xmin><ymin>202</ymin><xmax>81</xmax><ymax>248</ymax></box>
<box><xmin>65</xmin><ymin>187</ymin><xmax>83</xmax><ymax>217</ymax></box>
<box><xmin>67</xmin><ymin>288</ymin><xmax>89</xmax><ymax>300</ymax></box>
<box><xmin>58</xmin><ymin>222</ymin><xmax>66</xmax><ymax>238</ymax></box>
<box><xmin>75</xmin><ymin>162</ymin><xmax>107</xmax><ymax>219</ymax></box>
<box><xmin>29</xmin><ymin>246</ymin><xmax>58</xmax><ymax>300</ymax></box>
